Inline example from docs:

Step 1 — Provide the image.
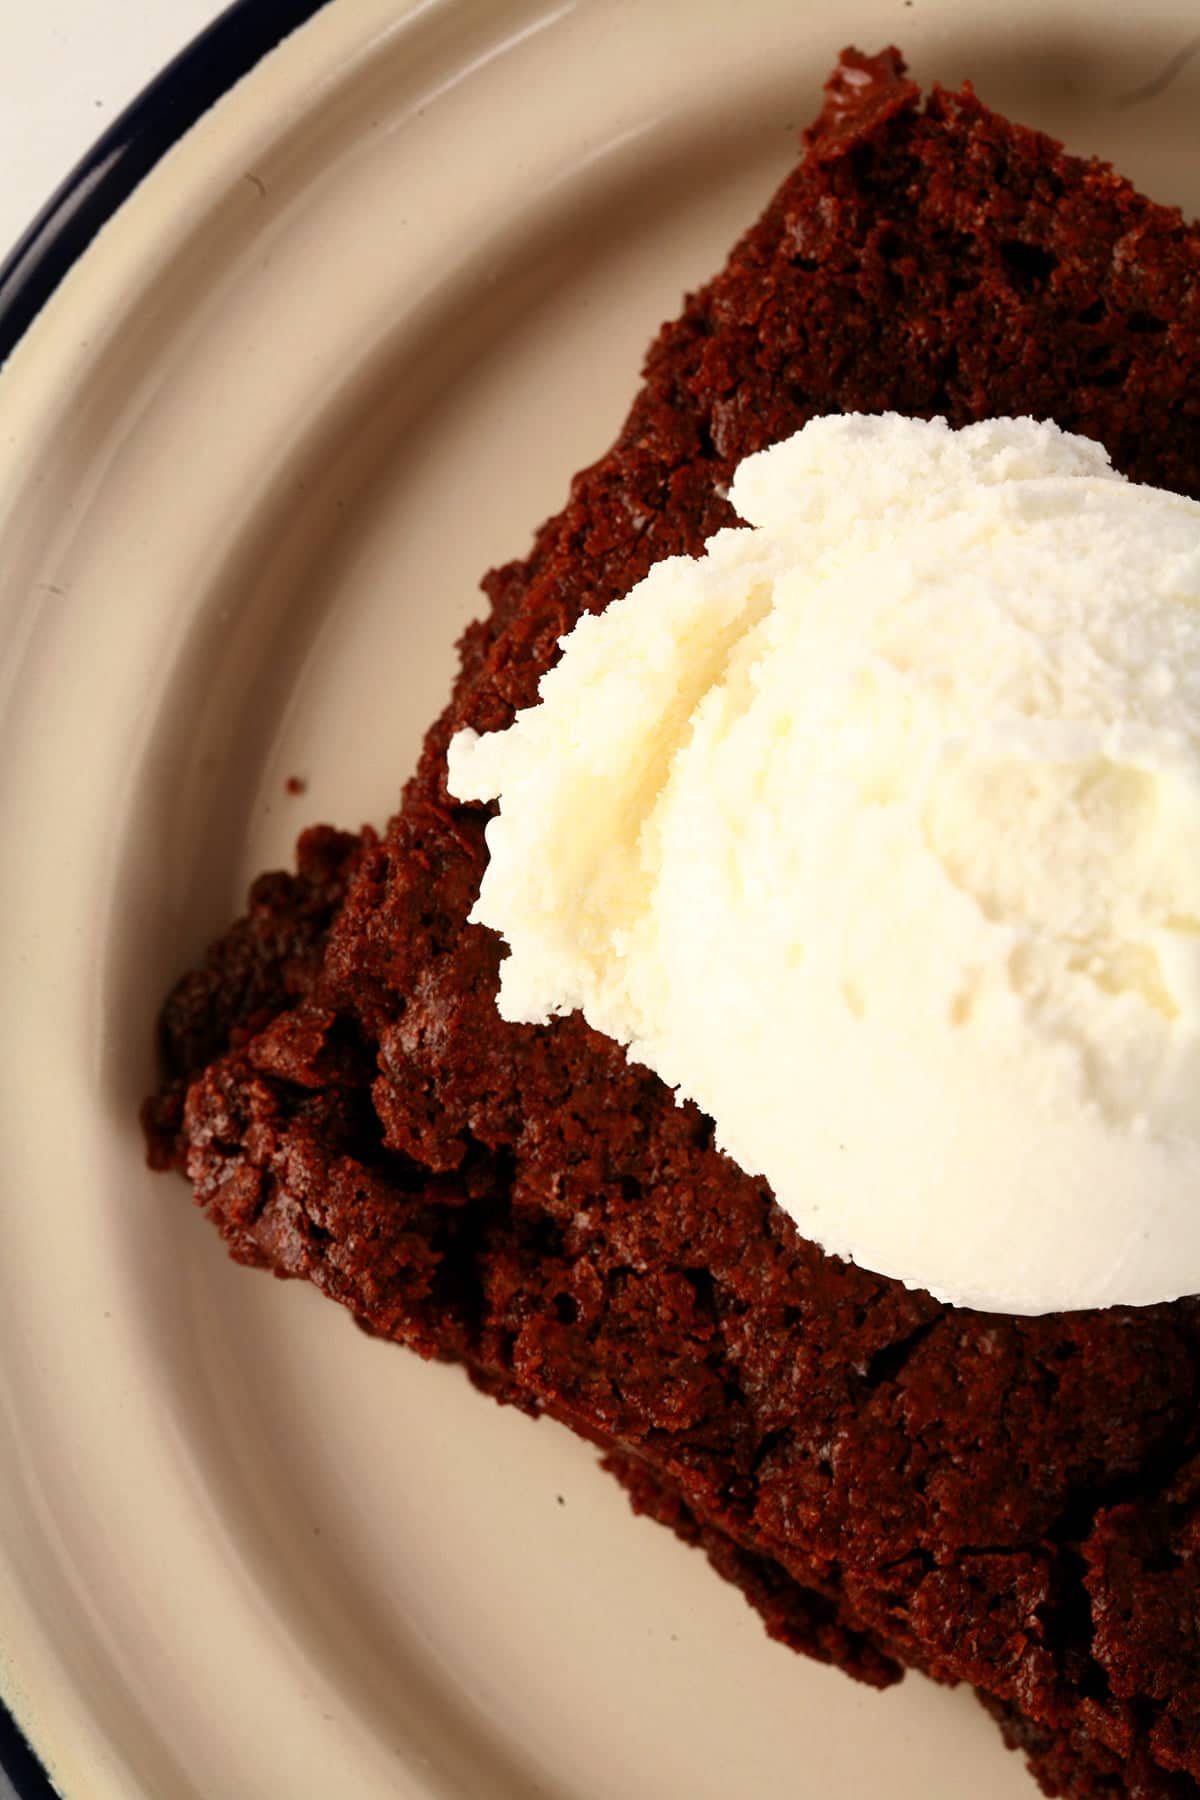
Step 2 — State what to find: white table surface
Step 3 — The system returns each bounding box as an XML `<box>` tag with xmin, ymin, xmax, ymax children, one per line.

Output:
<box><xmin>2</xmin><ymin>0</ymin><xmax>233</xmax><ymax>268</ymax></box>
<box><xmin>3</xmin><ymin>3</ymin><xmax>273</xmax><ymax>1790</ymax></box>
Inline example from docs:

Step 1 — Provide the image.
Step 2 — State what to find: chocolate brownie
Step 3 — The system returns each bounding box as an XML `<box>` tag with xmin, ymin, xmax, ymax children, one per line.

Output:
<box><xmin>144</xmin><ymin>48</ymin><xmax>1200</xmax><ymax>1798</ymax></box>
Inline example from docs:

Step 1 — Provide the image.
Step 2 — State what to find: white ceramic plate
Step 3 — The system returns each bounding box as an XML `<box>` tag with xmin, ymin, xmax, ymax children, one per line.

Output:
<box><xmin>2</xmin><ymin>2</ymin><xmax>1199</xmax><ymax>1794</ymax></box>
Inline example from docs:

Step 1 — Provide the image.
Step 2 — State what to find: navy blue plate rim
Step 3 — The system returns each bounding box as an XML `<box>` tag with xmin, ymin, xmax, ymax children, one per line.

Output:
<box><xmin>0</xmin><ymin>0</ymin><xmax>333</xmax><ymax>366</ymax></box>
<box><xmin>0</xmin><ymin>0</ymin><xmax>334</xmax><ymax>1789</ymax></box>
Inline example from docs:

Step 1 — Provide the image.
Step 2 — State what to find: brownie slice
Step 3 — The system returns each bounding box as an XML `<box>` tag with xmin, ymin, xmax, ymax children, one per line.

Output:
<box><xmin>145</xmin><ymin>48</ymin><xmax>1200</xmax><ymax>1799</ymax></box>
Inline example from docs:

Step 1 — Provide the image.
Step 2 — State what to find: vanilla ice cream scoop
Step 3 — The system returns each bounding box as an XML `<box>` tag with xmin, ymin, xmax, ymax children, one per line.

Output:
<box><xmin>447</xmin><ymin>413</ymin><xmax>1200</xmax><ymax>1315</ymax></box>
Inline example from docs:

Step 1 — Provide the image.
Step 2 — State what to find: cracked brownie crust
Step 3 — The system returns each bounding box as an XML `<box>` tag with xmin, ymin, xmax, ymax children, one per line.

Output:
<box><xmin>145</xmin><ymin>48</ymin><xmax>1200</xmax><ymax>1797</ymax></box>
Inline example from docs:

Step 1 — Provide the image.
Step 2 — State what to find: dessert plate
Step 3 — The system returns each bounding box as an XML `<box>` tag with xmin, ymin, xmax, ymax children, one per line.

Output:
<box><xmin>1</xmin><ymin>1</ymin><xmax>1198</xmax><ymax>1794</ymax></box>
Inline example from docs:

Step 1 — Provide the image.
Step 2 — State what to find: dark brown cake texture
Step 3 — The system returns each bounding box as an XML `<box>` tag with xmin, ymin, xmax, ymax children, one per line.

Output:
<box><xmin>144</xmin><ymin>48</ymin><xmax>1200</xmax><ymax>1799</ymax></box>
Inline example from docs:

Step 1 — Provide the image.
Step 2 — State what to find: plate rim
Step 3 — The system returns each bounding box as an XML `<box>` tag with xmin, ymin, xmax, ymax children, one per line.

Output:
<box><xmin>0</xmin><ymin>3</ymin><xmax>336</xmax><ymax>1789</ymax></box>
<box><xmin>0</xmin><ymin>0</ymin><xmax>333</xmax><ymax>372</ymax></box>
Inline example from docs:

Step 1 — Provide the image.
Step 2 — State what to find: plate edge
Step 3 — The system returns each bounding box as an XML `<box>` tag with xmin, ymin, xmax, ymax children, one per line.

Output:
<box><xmin>0</xmin><ymin>0</ymin><xmax>335</xmax><ymax>371</ymax></box>
<box><xmin>0</xmin><ymin>4</ymin><xmax>337</xmax><ymax>1788</ymax></box>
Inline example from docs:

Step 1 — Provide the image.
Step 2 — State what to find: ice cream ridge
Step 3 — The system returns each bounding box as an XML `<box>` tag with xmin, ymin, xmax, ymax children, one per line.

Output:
<box><xmin>447</xmin><ymin>413</ymin><xmax>1200</xmax><ymax>1316</ymax></box>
